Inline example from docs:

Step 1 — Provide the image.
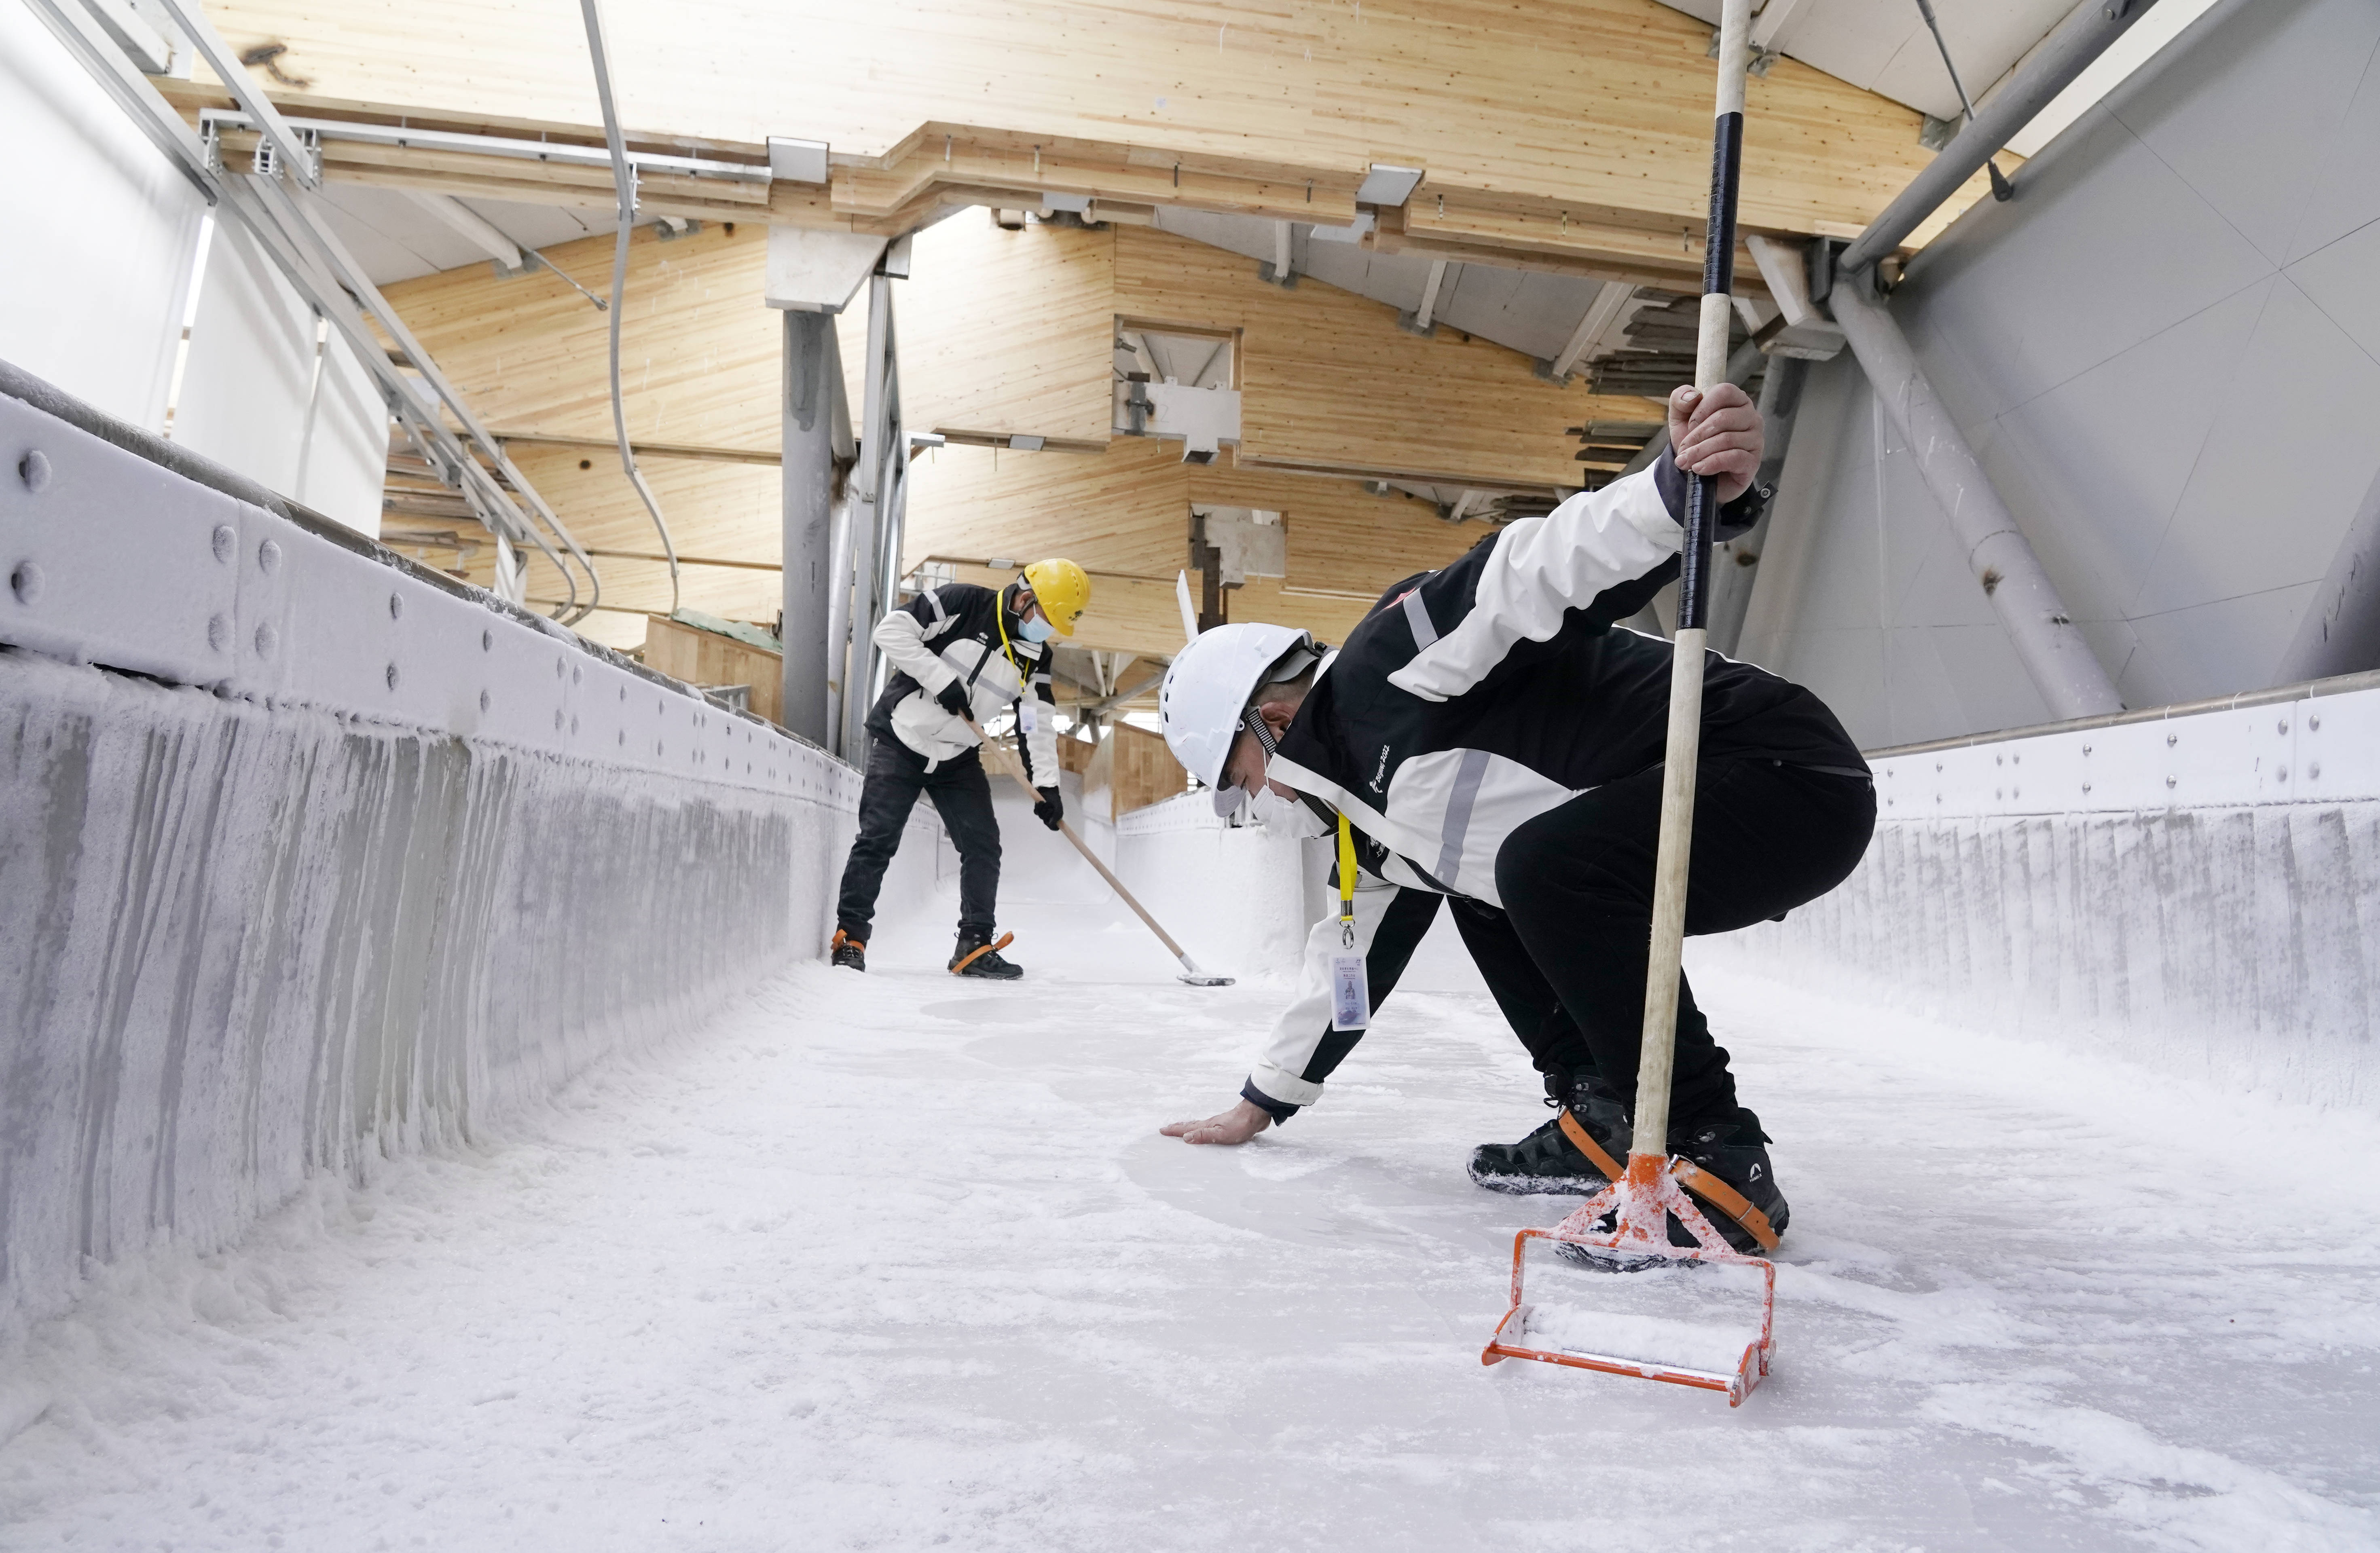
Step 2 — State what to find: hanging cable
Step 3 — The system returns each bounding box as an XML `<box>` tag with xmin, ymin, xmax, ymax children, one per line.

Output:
<box><xmin>578</xmin><ymin>0</ymin><xmax>682</xmax><ymax>615</ymax></box>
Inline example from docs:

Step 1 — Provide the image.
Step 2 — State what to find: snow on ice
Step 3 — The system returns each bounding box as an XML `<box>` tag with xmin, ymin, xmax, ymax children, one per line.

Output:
<box><xmin>2</xmin><ymin>873</ymin><xmax>2378</xmax><ymax>1551</ymax></box>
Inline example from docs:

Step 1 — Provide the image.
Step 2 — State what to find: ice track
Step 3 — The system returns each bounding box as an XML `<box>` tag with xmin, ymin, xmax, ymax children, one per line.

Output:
<box><xmin>4</xmin><ymin>886</ymin><xmax>2378</xmax><ymax>1552</ymax></box>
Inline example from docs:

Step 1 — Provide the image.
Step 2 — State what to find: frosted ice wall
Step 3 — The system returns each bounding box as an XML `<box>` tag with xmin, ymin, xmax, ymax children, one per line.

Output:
<box><xmin>1699</xmin><ymin>676</ymin><xmax>2380</xmax><ymax>1113</ymax></box>
<box><xmin>0</xmin><ymin>368</ymin><xmax>932</xmax><ymax>1336</ymax></box>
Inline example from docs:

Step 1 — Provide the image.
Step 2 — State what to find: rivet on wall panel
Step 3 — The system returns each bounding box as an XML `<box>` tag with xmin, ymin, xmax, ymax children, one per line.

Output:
<box><xmin>389</xmin><ymin>594</ymin><xmax>403</xmax><ymax>621</ymax></box>
<box><xmin>480</xmin><ymin>690</ymin><xmax>491</xmax><ymax>712</ymax></box>
<box><xmin>208</xmin><ymin>615</ymin><xmax>229</xmax><ymax>651</ymax></box>
<box><xmin>572</xmin><ymin>665</ymin><xmax>582</xmax><ymax>684</ymax></box>
<box><xmin>258</xmin><ymin>539</ymin><xmax>280</xmax><ymax>575</ymax></box>
<box><xmin>385</xmin><ymin>664</ymin><xmax>399</xmax><ymax>690</ymax></box>
<box><xmin>482</xmin><ymin>629</ymin><xmax>493</xmax><ymax>651</ymax></box>
<box><xmin>2309</xmin><ymin>715</ymin><xmax>2321</xmax><ymax>731</ymax></box>
<box><xmin>18</xmin><ymin>450</ymin><xmax>51</xmax><ymax>492</ymax></box>
<box><xmin>554</xmin><ymin>709</ymin><xmax>564</xmax><ymax>730</ymax></box>
<box><xmin>254</xmin><ymin>623</ymin><xmax>277</xmax><ymax>657</ymax></box>
<box><xmin>10</xmin><ymin>562</ymin><xmax>42</xmax><ymax>606</ymax></box>
<box><xmin>212</xmin><ymin>525</ymin><xmax>235</xmax><ymax>564</ymax></box>
<box><xmin>2278</xmin><ymin>719</ymin><xmax>2289</xmax><ymax>735</ymax></box>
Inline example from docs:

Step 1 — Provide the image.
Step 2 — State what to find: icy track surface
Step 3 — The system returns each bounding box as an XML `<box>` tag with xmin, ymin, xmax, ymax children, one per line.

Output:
<box><xmin>5</xmin><ymin>893</ymin><xmax>2380</xmax><ymax>1551</ymax></box>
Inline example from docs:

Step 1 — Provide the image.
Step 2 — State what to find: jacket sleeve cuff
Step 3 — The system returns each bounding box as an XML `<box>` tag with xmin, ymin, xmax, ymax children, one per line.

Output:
<box><xmin>1652</xmin><ymin>445</ymin><xmax>1769</xmax><ymax>538</ymax></box>
<box><xmin>1241</xmin><ymin>1078</ymin><xmax>1302</xmax><ymax>1125</ymax></box>
<box><xmin>1652</xmin><ymin>444</ymin><xmax>1686</xmax><ymax>521</ymax></box>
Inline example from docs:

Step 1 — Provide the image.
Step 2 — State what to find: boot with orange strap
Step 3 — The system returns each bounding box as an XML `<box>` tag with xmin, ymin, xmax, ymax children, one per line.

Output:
<box><xmin>1469</xmin><ymin>1075</ymin><xmax>1787</xmax><ymax>1257</ymax></box>
<box><xmin>949</xmin><ymin>929</ymin><xmax>1023</xmax><ymax>980</ymax></box>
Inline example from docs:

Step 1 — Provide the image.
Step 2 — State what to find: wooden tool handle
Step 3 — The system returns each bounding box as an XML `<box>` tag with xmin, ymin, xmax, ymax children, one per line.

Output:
<box><xmin>965</xmin><ymin>718</ymin><xmax>1199</xmax><ymax>966</ymax></box>
<box><xmin>1629</xmin><ymin>0</ymin><xmax>1752</xmax><ymax>1165</ymax></box>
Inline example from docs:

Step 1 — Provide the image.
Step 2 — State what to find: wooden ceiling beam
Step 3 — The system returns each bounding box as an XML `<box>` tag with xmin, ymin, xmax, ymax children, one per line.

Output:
<box><xmin>183</xmin><ymin>0</ymin><xmax>1993</xmax><ymax>273</ymax></box>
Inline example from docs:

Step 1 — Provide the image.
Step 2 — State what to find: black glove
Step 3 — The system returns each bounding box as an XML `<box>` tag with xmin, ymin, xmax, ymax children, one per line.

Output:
<box><xmin>934</xmin><ymin>680</ymin><xmax>973</xmax><ymax>720</ymax></box>
<box><xmin>1033</xmin><ymin>786</ymin><xmax>1063</xmax><ymax>831</ymax></box>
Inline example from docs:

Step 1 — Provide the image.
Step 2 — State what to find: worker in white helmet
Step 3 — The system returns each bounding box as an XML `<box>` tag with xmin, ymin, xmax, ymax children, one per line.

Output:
<box><xmin>1153</xmin><ymin>385</ymin><xmax>1873</xmax><ymax>1255</ymax></box>
<box><xmin>830</xmin><ymin>558</ymin><xmax>1092</xmax><ymax>979</ymax></box>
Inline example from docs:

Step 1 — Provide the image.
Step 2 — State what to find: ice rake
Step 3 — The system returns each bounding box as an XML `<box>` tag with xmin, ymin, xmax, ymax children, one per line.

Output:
<box><xmin>964</xmin><ymin>717</ymin><xmax>1233</xmax><ymax>987</ymax></box>
<box><xmin>1481</xmin><ymin>0</ymin><xmax>1777</xmax><ymax>1406</ymax></box>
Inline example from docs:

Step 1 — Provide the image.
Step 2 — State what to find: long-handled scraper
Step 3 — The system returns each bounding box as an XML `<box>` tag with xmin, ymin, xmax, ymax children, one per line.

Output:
<box><xmin>1480</xmin><ymin>0</ymin><xmax>1777</xmax><ymax>1405</ymax></box>
<box><xmin>965</xmin><ymin>716</ymin><xmax>1234</xmax><ymax>987</ymax></box>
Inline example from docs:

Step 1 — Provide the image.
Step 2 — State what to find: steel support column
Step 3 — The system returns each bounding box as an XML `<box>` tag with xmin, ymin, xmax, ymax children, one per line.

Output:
<box><xmin>1705</xmin><ymin>353</ymin><xmax>1808</xmax><ymax>657</ymax></box>
<box><xmin>1830</xmin><ymin>269</ymin><xmax>2121</xmax><ymax>718</ymax></box>
<box><xmin>2274</xmin><ymin>465</ymin><xmax>2380</xmax><ymax>684</ymax></box>
<box><xmin>1838</xmin><ymin>0</ymin><xmax>2164</xmax><ymax>275</ymax></box>
<box><xmin>837</xmin><ymin>272</ymin><xmax>898</xmax><ymax>761</ymax></box>
<box><xmin>779</xmin><ymin>309</ymin><xmax>838</xmax><ymax>743</ymax></box>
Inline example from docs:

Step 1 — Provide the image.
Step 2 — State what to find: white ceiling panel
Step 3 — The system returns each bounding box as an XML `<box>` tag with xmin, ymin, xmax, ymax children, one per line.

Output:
<box><xmin>1660</xmin><ymin>0</ymin><xmax>2077</xmax><ymax>125</ymax></box>
<box><xmin>303</xmin><ymin>185</ymin><xmax>624</xmax><ymax>286</ymax></box>
<box><xmin>463</xmin><ymin>197</ymin><xmax>620</xmax><ymax>254</ymax></box>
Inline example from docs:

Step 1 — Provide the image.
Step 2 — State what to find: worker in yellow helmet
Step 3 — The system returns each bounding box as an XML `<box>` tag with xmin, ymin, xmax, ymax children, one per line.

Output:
<box><xmin>829</xmin><ymin>558</ymin><xmax>1092</xmax><ymax>978</ymax></box>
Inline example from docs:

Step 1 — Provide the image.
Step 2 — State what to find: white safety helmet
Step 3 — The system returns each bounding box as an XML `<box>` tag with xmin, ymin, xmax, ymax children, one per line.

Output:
<box><xmin>1159</xmin><ymin>623</ymin><xmax>1324</xmax><ymax>807</ymax></box>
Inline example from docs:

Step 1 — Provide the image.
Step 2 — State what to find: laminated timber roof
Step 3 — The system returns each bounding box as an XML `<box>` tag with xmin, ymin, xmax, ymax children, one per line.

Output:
<box><xmin>183</xmin><ymin>0</ymin><xmax>2007</xmax><ymax>283</ymax></box>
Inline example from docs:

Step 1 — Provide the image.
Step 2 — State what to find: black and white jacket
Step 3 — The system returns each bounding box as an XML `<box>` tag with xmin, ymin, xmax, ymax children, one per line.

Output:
<box><xmin>867</xmin><ymin>583</ymin><xmax>1060</xmax><ymax>782</ymax></box>
<box><xmin>1242</xmin><ymin>455</ymin><xmax>1864</xmax><ymax>1116</ymax></box>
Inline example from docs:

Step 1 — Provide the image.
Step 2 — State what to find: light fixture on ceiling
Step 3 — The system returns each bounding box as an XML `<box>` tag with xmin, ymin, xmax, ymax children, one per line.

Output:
<box><xmin>1354</xmin><ymin>163</ymin><xmax>1425</xmax><ymax>207</ymax></box>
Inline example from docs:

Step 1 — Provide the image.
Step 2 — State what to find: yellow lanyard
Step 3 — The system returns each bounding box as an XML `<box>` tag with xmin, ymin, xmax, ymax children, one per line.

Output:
<box><xmin>992</xmin><ymin>594</ymin><xmax>1025</xmax><ymax>681</ymax></box>
<box><xmin>1336</xmin><ymin>812</ymin><xmax>1358</xmax><ymax>948</ymax></box>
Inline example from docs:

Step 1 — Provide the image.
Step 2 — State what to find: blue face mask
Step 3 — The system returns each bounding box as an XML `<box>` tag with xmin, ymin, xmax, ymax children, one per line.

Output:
<box><xmin>1017</xmin><ymin>615</ymin><xmax>1056</xmax><ymax>642</ymax></box>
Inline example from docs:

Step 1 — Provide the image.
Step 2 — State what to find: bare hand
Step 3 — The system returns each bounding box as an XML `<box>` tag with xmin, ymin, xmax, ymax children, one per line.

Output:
<box><xmin>1160</xmin><ymin>1098</ymin><xmax>1273</xmax><ymax>1145</ymax></box>
<box><xmin>1667</xmin><ymin>382</ymin><xmax>1763</xmax><ymax>505</ymax></box>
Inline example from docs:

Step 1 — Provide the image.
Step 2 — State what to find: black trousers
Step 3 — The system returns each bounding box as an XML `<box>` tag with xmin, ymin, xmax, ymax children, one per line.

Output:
<box><xmin>835</xmin><ymin>735</ymin><xmax>1002</xmax><ymax>941</ymax></box>
<box><xmin>1491</xmin><ymin>757</ymin><xmax>1875</xmax><ymax>1129</ymax></box>
<box><xmin>1352</xmin><ymin>757</ymin><xmax>1873</xmax><ymax>1135</ymax></box>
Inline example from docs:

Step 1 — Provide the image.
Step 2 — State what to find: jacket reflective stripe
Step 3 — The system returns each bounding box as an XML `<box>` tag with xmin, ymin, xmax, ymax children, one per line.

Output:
<box><xmin>1399</xmin><ymin>587</ymin><xmax>1438</xmax><ymax>649</ymax></box>
<box><xmin>1433</xmin><ymin>748</ymin><xmax>1490</xmax><ymax>888</ymax></box>
<box><xmin>1388</xmin><ymin>468</ymin><xmax>1678</xmax><ymax>703</ymax></box>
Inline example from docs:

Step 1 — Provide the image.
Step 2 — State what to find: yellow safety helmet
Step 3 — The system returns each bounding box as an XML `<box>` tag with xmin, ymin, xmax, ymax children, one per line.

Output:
<box><xmin>1021</xmin><ymin>557</ymin><xmax>1091</xmax><ymax>637</ymax></box>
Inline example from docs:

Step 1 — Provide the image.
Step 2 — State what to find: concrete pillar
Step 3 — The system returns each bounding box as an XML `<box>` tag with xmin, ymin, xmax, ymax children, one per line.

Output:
<box><xmin>1830</xmin><ymin>268</ymin><xmax>2122</xmax><ymax>720</ymax></box>
<box><xmin>779</xmin><ymin>308</ymin><xmax>837</xmax><ymax>743</ymax></box>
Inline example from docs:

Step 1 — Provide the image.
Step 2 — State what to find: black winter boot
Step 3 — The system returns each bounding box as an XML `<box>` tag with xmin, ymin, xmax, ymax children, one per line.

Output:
<box><xmin>1675</xmin><ymin>1109</ymin><xmax>1790</xmax><ymax>1254</ymax></box>
<box><xmin>1468</xmin><ymin>1074</ymin><xmax>1628</xmax><ymax>1195</ymax></box>
<box><xmin>830</xmin><ymin>928</ymin><xmax>867</xmax><ymax>972</ymax></box>
<box><xmin>949</xmin><ymin>930</ymin><xmax>1023</xmax><ymax>980</ymax></box>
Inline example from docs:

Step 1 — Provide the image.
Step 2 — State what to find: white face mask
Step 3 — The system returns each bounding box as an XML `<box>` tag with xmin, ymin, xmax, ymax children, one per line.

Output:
<box><xmin>1246</xmin><ymin>784</ymin><xmax>1331</xmax><ymax>839</ymax></box>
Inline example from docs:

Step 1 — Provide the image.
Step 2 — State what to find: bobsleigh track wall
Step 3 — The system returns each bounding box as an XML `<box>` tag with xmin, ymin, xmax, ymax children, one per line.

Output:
<box><xmin>0</xmin><ymin>361</ymin><xmax>937</xmax><ymax>1337</ymax></box>
<box><xmin>6</xmin><ymin>355</ymin><xmax>2378</xmax><ymax>1345</ymax></box>
<box><xmin>1703</xmin><ymin>674</ymin><xmax>2380</xmax><ymax>1113</ymax></box>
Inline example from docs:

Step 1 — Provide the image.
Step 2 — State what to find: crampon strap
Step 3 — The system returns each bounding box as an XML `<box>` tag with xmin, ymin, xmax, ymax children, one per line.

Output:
<box><xmin>1557</xmin><ymin>1109</ymin><xmax>1779</xmax><ymax>1252</ymax></box>
<box><xmin>950</xmin><ymin>931</ymin><xmax>1015</xmax><ymax>975</ymax></box>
